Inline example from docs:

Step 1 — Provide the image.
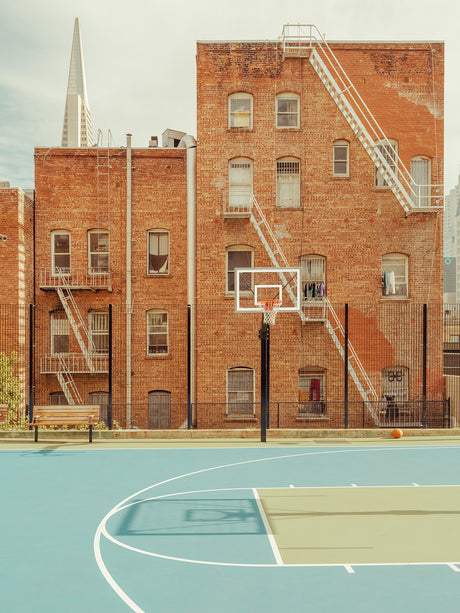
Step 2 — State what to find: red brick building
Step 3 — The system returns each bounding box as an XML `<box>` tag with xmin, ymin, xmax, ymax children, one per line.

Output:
<box><xmin>194</xmin><ymin>27</ymin><xmax>444</xmax><ymax>428</ymax></box>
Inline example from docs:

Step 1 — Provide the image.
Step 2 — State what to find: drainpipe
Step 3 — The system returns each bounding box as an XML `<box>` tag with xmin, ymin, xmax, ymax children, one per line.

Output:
<box><xmin>179</xmin><ymin>135</ymin><xmax>197</xmax><ymax>423</ymax></box>
<box><xmin>126</xmin><ymin>134</ymin><xmax>132</xmax><ymax>428</ymax></box>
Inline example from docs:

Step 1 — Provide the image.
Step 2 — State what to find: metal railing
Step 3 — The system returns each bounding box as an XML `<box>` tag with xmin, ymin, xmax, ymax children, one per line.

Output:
<box><xmin>40</xmin><ymin>268</ymin><xmax>113</xmax><ymax>290</ymax></box>
<box><xmin>40</xmin><ymin>353</ymin><xmax>109</xmax><ymax>374</ymax></box>
<box><xmin>223</xmin><ymin>192</ymin><xmax>253</xmax><ymax>217</ymax></box>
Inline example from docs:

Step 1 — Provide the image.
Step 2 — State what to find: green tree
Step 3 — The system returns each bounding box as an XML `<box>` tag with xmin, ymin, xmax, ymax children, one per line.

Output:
<box><xmin>0</xmin><ymin>351</ymin><xmax>21</xmax><ymax>423</ymax></box>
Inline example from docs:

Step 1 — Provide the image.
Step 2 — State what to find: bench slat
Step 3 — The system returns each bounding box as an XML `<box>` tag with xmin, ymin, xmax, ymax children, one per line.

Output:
<box><xmin>31</xmin><ymin>405</ymin><xmax>100</xmax><ymax>442</ymax></box>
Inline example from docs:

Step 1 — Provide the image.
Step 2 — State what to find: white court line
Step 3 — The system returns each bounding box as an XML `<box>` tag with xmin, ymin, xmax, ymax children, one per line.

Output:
<box><xmin>94</xmin><ymin>446</ymin><xmax>460</xmax><ymax>612</ymax></box>
<box><xmin>345</xmin><ymin>565</ymin><xmax>355</xmax><ymax>573</ymax></box>
<box><xmin>253</xmin><ymin>488</ymin><xmax>284</xmax><ymax>566</ymax></box>
<box><xmin>448</xmin><ymin>564</ymin><xmax>460</xmax><ymax>572</ymax></box>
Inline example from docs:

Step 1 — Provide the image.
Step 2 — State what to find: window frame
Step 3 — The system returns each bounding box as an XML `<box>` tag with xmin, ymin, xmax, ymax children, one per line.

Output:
<box><xmin>88</xmin><ymin>311</ymin><xmax>109</xmax><ymax>354</ymax></box>
<box><xmin>89</xmin><ymin>391</ymin><xmax>109</xmax><ymax>423</ymax></box>
<box><xmin>228</xmin><ymin>157</ymin><xmax>253</xmax><ymax>212</ymax></box>
<box><xmin>87</xmin><ymin>229</ymin><xmax>110</xmax><ymax>273</ymax></box>
<box><xmin>375</xmin><ymin>139</ymin><xmax>398</xmax><ymax>188</ymax></box>
<box><xmin>51</xmin><ymin>230</ymin><xmax>71</xmax><ymax>275</ymax></box>
<box><xmin>226</xmin><ymin>246</ymin><xmax>254</xmax><ymax>295</ymax></box>
<box><xmin>333</xmin><ymin>140</ymin><xmax>350</xmax><ymax>178</ymax></box>
<box><xmin>50</xmin><ymin>311</ymin><xmax>70</xmax><ymax>355</ymax></box>
<box><xmin>148</xmin><ymin>390</ymin><xmax>171</xmax><ymax>429</ymax></box>
<box><xmin>276</xmin><ymin>157</ymin><xmax>301</xmax><ymax>208</ymax></box>
<box><xmin>226</xmin><ymin>367</ymin><xmax>255</xmax><ymax>416</ymax></box>
<box><xmin>146</xmin><ymin>310</ymin><xmax>169</xmax><ymax>356</ymax></box>
<box><xmin>410</xmin><ymin>156</ymin><xmax>431</xmax><ymax>207</ymax></box>
<box><xmin>228</xmin><ymin>93</ymin><xmax>253</xmax><ymax>129</ymax></box>
<box><xmin>381</xmin><ymin>253</ymin><xmax>409</xmax><ymax>298</ymax></box>
<box><xmin>298</xmin><ymin>369</ymin><xmax>327</xmax><ymax>417</ymax></box>
<box><xmin>276</xmin><ymin>93</ymin><xmax>300</xmax><ymax>129</ymax></box>
<box><xmin>298</xmin><ymin>254</ymin><xmax>327</xmax><ymax>302</ymax></box>
<box><xmin>147</xmin><ymin>229</ymin><xmax>170</xmax><ymax>275</ymax></box>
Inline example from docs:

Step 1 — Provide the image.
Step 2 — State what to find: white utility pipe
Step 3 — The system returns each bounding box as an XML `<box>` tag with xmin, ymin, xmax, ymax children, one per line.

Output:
<box><xmin>126</xmin><ymin>134</ymin><xmax>132</xmax><ymax>427</ymax></box>
<box><xmin>179</xmin><ymin>135</ymin><xmax>197</xmax><ymax>416</ymax></box>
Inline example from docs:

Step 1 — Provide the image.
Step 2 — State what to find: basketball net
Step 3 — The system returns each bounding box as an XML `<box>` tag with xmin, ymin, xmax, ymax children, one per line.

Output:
<box><xmin>257</xmin><ymin>299</ymin><xmax>282</xmax><ymax>325</ymax></box>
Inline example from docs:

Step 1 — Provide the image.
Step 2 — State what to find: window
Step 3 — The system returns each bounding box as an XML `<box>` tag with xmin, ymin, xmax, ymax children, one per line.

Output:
<box><xmin>226</xmin><ymin>246</ymin><xmax>253</xmax><ymax>293</ymax></box>
<box><xmin>148</xmin><ymin>230</ymin><xmax>169</xmax><ymax>275</ymax></box>
<box><xmin>52</xmin><ymin>231</ymin><xmax>70</xmax><ymax>274</ymax></box>
<box><xmin>89</xmin><ymin>311</ymin><xmax>109</xmax><ymax>354</ymax></box>
<box><xmin>228</xmin><ymin>93</ymin><xmax>253</xmax><ymax>128</ymax></box>
<box><xmin>148</xmin><ymin>390</ymin><xmax>171</xmax><ymax>429</ymax></box>
<box><xmin>51</xmin><ymin>311</ymin><xmax>69</xmax><ymax>354</ymax></box>
<box><xmin>298</xmin><ymin>369</ymin><xmax>326</xmax><ymax>416</ymax></box>
<box><xmin>382</xmin><ymin>253</ymin><xmax>408</xmax><ymax>298</ymax></box>
<box><xmin>299</xmin><ymin>255</ymin><xmax>326</xmax><ymax>301</ymax></box>
<box><xmin>89</xmin><ymin>391</ymin><xmax>109</xmax><ymax>423</ymax></box>
<box><xmin>228</xmin><ymin>158</ymin><xmax>253</xmax><ymax>212</ymax></box>
<box><xmin>333</xmin><ymin>140</ymin><xmax>349</xmax><ymax>177</ymax></box>
<box><xmin>88</xmin><ymin>230</ymin><xmax>109</xmax><ymax>272</ymax></box>
<box><xmin>49</xmin><ymin>391</ymin><xmax>68</xmax><ymax>405</ymax></box>
<box><xmin>381</xmin><ymin>366</ymin><xmax>409</xmax><ymax>420</ymax></box>
<box><xmin>410</xmin><ymin>156</ymin><xmax>431</xmax><ymax>207</ymax></box>
<box><xmin>276</xmin><ymin>157</ymin><xmax>300</xmax><ymax>207</ymax></box>
<box><xmin>147</xmin><ymin>310</ymin><xmax>168</xmax><ymax>355</ymax></box>
<box><xmin>276</xmin><ymin>93</ymin><xmax>300</xmax><ymax>128</ymax></box>
<box><xmin>227</xmin><ymin>368</ymin><xmax>254</xmax><ymax>416</ymax></box>
<box><xmin>375</xmin><ymin>139</ymin><xmax>398</xmax><ymax>187</ymax></box>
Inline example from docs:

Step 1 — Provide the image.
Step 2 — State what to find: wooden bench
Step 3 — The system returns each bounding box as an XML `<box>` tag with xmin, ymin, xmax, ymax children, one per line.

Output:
<box><xmin>0</xmin><ymin>404</ymin><xmax>8</xmax><ymax>423</ymax></box>
<box><xmin>30</xmin><ymin>405</ymin><xmax>100</xmax><ymax>442</ymax></box>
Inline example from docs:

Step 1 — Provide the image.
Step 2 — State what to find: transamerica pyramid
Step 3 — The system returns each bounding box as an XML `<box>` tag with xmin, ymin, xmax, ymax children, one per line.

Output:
<box><xmin>61</xmin><ymin>18</ymin><xmax>93</xmax><ymax>147</ymax></box>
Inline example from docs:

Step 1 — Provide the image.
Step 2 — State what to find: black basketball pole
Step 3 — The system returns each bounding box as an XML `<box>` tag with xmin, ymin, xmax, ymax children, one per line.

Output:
<box><xmin>260</xmin><ymin>318</ymin><xmax>270</xmax><ymax>443</ymax></box>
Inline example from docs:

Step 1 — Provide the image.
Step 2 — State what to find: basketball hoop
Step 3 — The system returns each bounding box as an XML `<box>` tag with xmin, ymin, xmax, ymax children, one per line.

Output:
<box><xmin>257</xmin><ymin>299</ymin><xmax>282</xmax><ymax>325</ymax></box>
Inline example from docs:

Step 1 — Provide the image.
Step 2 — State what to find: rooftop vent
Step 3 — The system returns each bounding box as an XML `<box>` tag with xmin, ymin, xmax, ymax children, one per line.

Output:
<box><xmin>149</xmin><ymin>136</ymin><xmax>158</xmax><ymax>148</ymax></box>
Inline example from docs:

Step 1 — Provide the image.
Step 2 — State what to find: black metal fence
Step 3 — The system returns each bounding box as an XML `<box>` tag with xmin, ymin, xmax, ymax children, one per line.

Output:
<box><xmin>0</xmin><ymin>302</ymin><xmax>459</xmax><ymax>430</ymax></box>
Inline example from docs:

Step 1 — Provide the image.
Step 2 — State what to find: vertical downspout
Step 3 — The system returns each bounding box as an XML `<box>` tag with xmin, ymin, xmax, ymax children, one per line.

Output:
<box><xmin>179</xmin><ymin>135</ymin><xmax>197</xmax><ymax>424</ymax></box>
<box><xmin>126</xmin><ymin>134</ymin><xmax>132</xmax><ymax>428</ymax></box>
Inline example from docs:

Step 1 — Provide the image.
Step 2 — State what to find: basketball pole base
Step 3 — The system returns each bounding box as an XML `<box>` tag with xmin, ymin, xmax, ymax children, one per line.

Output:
<box><xmin>260</xmin><ymin>320</ymin><xmax>270</xmax><ymax>443</ymax></box>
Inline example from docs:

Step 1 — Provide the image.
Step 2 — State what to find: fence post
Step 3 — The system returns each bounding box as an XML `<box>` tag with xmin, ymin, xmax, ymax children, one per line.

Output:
<box><xmin>422</xmin><ymin>303</ymin><xmax>427</xmax><ymax>428</ymax></box>
<box><xmin>187</xmin><ymin>305</ymin><xmax>191</xmax><ymax>429</ymax></box>
<box><xmin>28</xmin><ymin>303</ymin><xmax>34</xmax><ymax>426</ymax></box>
<box><xmin>108</xmin><ymin>303</ymin><xmax>113</xmax><ymax>430</ymax></box>
<box><xmin>344</xmin><ymin>303</ymin><xmax>349</xmax><ymax>429</ymax></box>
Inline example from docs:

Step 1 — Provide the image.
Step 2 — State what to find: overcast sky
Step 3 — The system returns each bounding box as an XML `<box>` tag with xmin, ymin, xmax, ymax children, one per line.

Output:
<box><xmin>1</xmin><ymin>0</ymin><xmax>459</xmax><ymax>193</ymax></box>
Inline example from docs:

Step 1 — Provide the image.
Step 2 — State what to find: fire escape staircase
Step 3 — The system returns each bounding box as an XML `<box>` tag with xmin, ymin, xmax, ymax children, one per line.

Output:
<box><xmin>249</xmin><ymin>195</ymin><xmax>379</xmax><ymax>424</ymax></box>
<box><xmin>54</xmin><ymin>269</ymin><xmax>97</xmax><ymax>403</ymax></box>
<box><xmin>281</xmin><ymin>24</ymin><xmax>443</xmax><ymax>214</ymax></box>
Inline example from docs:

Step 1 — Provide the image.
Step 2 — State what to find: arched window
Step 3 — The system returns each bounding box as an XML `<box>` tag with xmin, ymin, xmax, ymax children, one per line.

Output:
<box><xmin>146</xmin><ymin>310</ymin><xmax>168</xmax><ymax>355</ymax></box>
<box><xmin>298</xmin><ymin>255</ymin><xmax>326</xmax><ymax>302</ymax></box>
<box><xmin>147</xmin><ymin>229</ymin><xmax>169</xmax><ymax>274</ymax></box>
<box><xmin>410</xmin><ymin>156</ymin><xmax>431</xmax><ymax>207</ymax></box>
<box><xmin>375</xmin><ymin>139</ymin><xmax>398</xmax><ymax>187</ymax></box>
<box><xmin>333</xmin><ymin>140</ymin><xmax>349</xmax><ymax>177</ymax></box>
<box><xmin>227</xmin><ymin>367</ymin><xmax>255</xmax><ymax>416</ymax></box>
<box><xmin>88</xmin><ymin>229</ymin><xmax>109</xmax><ymax>272</ymax></box>
<box><xmin>382</xmin><ymin>253</ymin><xmax>408</xmax><ymax>298</ymax></box>
<box><xmin>51</xmin><ymin>230</ymin><xmax>70</xmax><ymax>274</ymax></box>
<box><xmin>276</xmin><ymin>93</ymin><xmax>300</xmax><ymax>128</ymax></box>
<box><xmin>228</xmin><ymin>93</ymin><xmax>253</xmax><ymax>128</ymax></box>
<box><xmin>226</xmin><ymin>245</ymin><xmax>253</xmax><ymax>294</ymax></box>
<box><xmin>148</xmin><ymin>390</ymin><xmax>171</xmax><ymax>429</ymax></box>
<box><xmin>228</xmin><ymin>157</ymin><xmax>253</xmax><ymax>212</ymax></box>
<box><xmin>276</xmin><ymin>157</ymin><xmax>300</xmax><ymax>207</ymax></box>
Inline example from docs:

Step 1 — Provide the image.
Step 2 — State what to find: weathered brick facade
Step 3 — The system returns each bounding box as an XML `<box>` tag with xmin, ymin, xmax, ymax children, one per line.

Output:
<box><xmin>194</xmin><ymin>39</ymin><xmax>444</xmax><ymax>428</ymax></box>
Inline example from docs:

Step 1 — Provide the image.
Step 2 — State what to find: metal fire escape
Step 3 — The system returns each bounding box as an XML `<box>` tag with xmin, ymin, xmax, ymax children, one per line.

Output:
<box><xmin>280</xmin><ymin>24</ymin><xmax>443</xmax><ymax>214</ymax></box>
<box><xmin>248</xmin><ymin>195</ymin><xmax>379</xmax><ymax>424</ymax></box>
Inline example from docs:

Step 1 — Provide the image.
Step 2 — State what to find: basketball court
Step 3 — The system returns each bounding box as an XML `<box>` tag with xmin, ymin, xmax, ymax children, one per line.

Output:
<box><xmin>2</xmin><ymin>438</ymin><xmax>460</xmax><ymax>612</ymax></box>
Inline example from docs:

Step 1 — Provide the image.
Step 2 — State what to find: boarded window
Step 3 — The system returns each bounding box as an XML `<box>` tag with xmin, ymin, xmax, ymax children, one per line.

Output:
<box><xmin>148</xmin><ymin>390</ymin><xmax>171</xmax><ymax>429</ymax></box>
<box><xmin>51</xmin><ymin>311</ymin><xmax>69</xmax><ymax>354</ymax></box>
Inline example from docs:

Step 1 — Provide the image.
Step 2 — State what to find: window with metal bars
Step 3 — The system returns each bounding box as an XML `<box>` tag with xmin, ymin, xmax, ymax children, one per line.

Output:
<box><xmin>227</xmin><ymin>367</ymin><xmax>254</xmax><ymax>416</ymax></box>
<box><xmin>276</xmin><ymin>158</ymin><xmax>300</xmax><ymax>207</ymax></box>
<box><xmin>89</xmin><ymin>311</ymin><xmax>109</xmax><ymax>353</ymax></box>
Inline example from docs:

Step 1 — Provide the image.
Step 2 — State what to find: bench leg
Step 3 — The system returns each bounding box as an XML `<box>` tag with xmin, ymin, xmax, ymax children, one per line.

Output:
<box><xmin>89</xmin><ymin>424</ymin><xmax>93</xmax><ymax>443</ymax></box>
<box><xmin>34</xmin><ymin>426</ymin><xmax>38</xmax><ymax>442</ymax></box>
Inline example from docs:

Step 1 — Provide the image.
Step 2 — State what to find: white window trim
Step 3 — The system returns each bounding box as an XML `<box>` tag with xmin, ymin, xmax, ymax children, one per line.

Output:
<box><xmin>276</xmin><ymin>157</ymin><xmax>301</xmax><ymax>208</ymax></box>
<box><xmin>375</xmin><ymin>139</ymin><xmax>398</xmax><ymax>188</ymax></box>
<box><xmin>146</xmin><ymin>310</ymin><xmax>169</xmax><ymax>356</ymax></box>
<box><xmin>147</xmin><ymin>229</ymin><xmax>170</xmax><ymax>275</ymax></box>
<box><xmin>228</xmin><ymin>93</ymin><xmax>253</xmax><ymax>129</ymax></box>
<box><xmin>276</xmin><ymin>93</ymin><xmax>300</xmax><ymax>129</ymax></box>
<box><xmin>226</xmin><ymin>367</ymin><xmax>255</xmax><ymax>416</ymax></box>
<box><xmin>226</xmin><ymin>246</ymin><xmax>254</xmax><ymax>294</ymax></box>
<box><xmin>51</xmin><ymin>230</ymin><xmax>71</xmax><ymax>276</ymax></box>
<box><xmin>87</xmin><ymin>229</ymin><xmax>110</xmax><ymax>273</ymax></box>
<box><xmin>333</xmin><ymin>140</ymin><xmax>350</xmax><ymax>178</ymax></box>
<box><xmin>381</xmin><ymin>253</ymin><xmax>408</xmax><ymax>299</ymax></box>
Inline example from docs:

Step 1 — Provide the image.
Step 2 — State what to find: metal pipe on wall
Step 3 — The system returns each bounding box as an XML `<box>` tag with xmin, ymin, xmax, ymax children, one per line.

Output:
<box><xmin>126</xmin><ymin>134</ymin><xmax>132</xmax><ymax>428</ymax></box>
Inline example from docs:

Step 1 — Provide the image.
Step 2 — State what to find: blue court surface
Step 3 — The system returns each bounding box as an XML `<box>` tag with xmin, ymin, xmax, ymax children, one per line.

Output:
<box><xmin>1</xmin><ymin>442</ymin><xmax>460</xmax><ymax>612</ymax></box>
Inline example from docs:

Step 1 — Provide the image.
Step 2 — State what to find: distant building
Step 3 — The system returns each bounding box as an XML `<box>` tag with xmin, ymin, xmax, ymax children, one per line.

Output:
<box><xmin>61</xmin><ymin>18</ymin><xmax>93</xmax><ymax>147</ymax></box>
